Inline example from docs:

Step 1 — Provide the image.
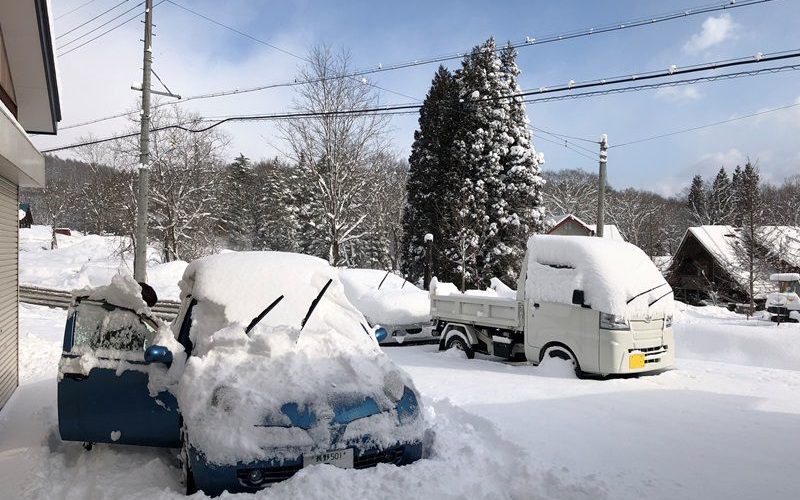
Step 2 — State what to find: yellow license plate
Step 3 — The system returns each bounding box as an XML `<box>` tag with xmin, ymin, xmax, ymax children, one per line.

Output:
<box><xmin>629</xmin><ymin>353</ymin><xmax>645</xmax><ymax>369</ymax></box>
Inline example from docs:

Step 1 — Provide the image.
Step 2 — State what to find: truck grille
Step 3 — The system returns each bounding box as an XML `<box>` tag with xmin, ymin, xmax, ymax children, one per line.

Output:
<box><xmin>629</xmin><ymin>345</ymin><xmax>669</xmax><ymax>364</ymax></box>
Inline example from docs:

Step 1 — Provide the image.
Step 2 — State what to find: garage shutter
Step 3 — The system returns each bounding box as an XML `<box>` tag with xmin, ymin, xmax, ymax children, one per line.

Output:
<box><xmin>0</xmin><ymin>175</ymin><xmax>17</xmax><ymax>410</ymax></box>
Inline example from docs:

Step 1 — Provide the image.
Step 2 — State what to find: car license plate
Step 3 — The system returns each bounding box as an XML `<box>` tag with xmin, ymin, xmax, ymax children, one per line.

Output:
<box><xmin>629</xmin><ymin>353</ymin><xmax>645</xmax><ymax>369</ymax></box>
<box><xmin>303</xmin><ymin>448</ymin><xmax>354</xmax><ymax>469</ymax></box>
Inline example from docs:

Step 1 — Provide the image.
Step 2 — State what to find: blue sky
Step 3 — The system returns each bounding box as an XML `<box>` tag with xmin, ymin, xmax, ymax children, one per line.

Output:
<box><xmin>37</xmin><ymin>0</ymin><xmax>800</xmax><ymax>195</ymax></box>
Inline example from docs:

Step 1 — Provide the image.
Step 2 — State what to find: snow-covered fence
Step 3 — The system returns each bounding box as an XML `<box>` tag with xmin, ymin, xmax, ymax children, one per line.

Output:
<box><xmin>19</xmin><ymin>285</ymin><xmax>181</xmax><ymax>321</ymax></box>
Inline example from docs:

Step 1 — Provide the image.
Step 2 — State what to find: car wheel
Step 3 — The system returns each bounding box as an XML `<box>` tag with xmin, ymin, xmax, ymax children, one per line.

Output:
<box><xmin>445</xmin><ymin>335</ymin><xmax>475</xmax><ymax>359</ymax></box>
<box><xmin>180</xmin><ymin>426</ymin><xmax>197</xmax><ymax>495</ymax></box>
<box><xmin>541</xmin><ymin>346</ymin><xmax>583</xmax><ymax>378</ymax></box>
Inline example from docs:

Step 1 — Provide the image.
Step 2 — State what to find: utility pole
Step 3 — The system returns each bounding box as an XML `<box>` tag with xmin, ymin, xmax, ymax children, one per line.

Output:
<box><xmin>596</xmin><ymin>134</ymin><xmax>608</xmax><ymax>238</ymax></box>
<box><xmin>133</xmin><ymin>0</ymin><xmax>153</xmax><ymax>282</ymax></box>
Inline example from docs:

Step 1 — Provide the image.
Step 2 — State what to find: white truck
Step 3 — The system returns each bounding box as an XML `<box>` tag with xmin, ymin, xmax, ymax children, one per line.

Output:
<box><xmin>430</xmin><ymin>235</ymin><xmax>676</xmax><ymax>377</ymax></box>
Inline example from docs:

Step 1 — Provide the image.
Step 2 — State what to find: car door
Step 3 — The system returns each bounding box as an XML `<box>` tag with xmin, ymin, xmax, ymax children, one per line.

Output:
<box><xmin>57</xmin><ymin>298</ymin><xmax>181</xmax><ymax>447</ymax></box>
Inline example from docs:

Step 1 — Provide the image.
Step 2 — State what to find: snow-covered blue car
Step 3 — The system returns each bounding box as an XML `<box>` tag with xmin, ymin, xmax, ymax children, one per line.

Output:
<box><xmin>58</xmin><ymin>253</ymin><xmax>428</xmax><ymax>496</ymax></box>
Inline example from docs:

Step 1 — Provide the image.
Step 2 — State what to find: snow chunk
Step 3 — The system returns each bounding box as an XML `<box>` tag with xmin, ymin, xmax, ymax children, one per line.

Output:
<box><xmin>526</xmin><ymin>235</ymin><xmax>674</xmax><ymax>317</ymax></box>
<box><xmin>110</xmin><ymin>431</ymin><xmax>121</xmax><ymax>442</ymax></box>
<box><xmin>81</xmin><ymin>273</ymin><xmax>147</xmax><ymax>313</ymax></box>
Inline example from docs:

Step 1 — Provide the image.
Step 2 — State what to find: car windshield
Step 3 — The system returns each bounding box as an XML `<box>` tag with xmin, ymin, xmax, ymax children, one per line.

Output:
<box><xmin>72</xmin><ymin>300</ymin><xmax>157</xmax><ymax>352</ymax></box>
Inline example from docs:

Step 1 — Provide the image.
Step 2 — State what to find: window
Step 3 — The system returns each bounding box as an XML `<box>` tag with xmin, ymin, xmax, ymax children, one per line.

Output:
<box><xmin>73</xmin><ymin>301</ymin><xmax>157</xmax><ymax>352</ymax></box>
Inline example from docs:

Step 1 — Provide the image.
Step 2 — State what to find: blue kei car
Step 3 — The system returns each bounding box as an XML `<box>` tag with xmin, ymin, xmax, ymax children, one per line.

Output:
<box><xmin>58</xmin><ymin>252</ymin><xmax>427</xmax><ymax>496</ymax></box>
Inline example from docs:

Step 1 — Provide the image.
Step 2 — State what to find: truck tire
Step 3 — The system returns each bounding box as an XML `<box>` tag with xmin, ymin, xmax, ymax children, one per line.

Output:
<box><xmin>540</xmin><ymin>346</ymin><xmax>583</xmax><ymax>378</ymax></box>
<box><xmin>445</xmin><ymin>335</ymin><xmax>475</xmax><ymax>359</ymax></box>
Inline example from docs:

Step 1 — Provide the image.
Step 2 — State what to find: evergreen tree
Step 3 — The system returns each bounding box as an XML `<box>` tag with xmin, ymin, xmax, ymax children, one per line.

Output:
<box><xmin>491</xmin><ymin>43</ymin><xmax>545</xmax><ymax>284</ymax></box>
<box><xmin>707</xmin><ymin>167</ymin><xmax>732</xmax><ymax>224</ymax></box>
<box><xmin>450</xmin><ymin>37</ymin><xmax>509</xmax><ymax>288</ymax></box>
<box><xmin>401</xmin><ymin>66</ymin><xmax>461</xmax><ymax>283</ymax></box>
<box><xmin>731</xmin><ymin>165</ymin><xmax>743</xmax><ymax>225</ymax></box>
<box><xmin>224</xmin><ymin>154</ymin><xmax>259</xmax><ymax>250</ymax></box>
<box><xmin>686</xmin><ymin>174</ymin><xmax>707</xmax><ymax>225</ymax></box>
<box><xmin>733</xmin><ymin>161</ymin><xmax>762</xmax><ymax>313</ymax></box>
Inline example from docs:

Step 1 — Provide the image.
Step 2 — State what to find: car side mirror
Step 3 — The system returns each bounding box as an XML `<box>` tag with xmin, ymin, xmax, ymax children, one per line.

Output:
<box><xmin>572</xmin><ymin>289</ymin><xmax>585</xmax><ymax>306</ymax></box>
<box><xmin>374</xmin><ymin>327</ymin><xmax>388</xmax><ymax>343</ymax></box>
<box><xmin>145</xmin><ymin>345</ymin><xmax>173</xmax><ymax>365</ymax></box>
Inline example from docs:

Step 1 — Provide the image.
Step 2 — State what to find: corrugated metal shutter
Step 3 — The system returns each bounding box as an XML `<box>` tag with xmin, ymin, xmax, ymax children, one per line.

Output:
<box><xmin>0</xmin><ymin>175</ymin><xmax>18</xmax><ymax>410</ymax></box>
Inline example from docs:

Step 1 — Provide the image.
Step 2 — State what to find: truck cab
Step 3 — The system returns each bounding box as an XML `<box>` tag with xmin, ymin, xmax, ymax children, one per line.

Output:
<box><xmin>431</xmin><ymin>235</ymin><xmax>675</xmax><ymax>377</ymax></box>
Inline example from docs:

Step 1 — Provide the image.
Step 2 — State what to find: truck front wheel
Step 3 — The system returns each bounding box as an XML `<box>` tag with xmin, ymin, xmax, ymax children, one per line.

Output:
<box><xmin>445</xmin><ymin>335</ymin><xmax>475</xmax><ymax>359</ymax></box>
<box><xmin>540</xmin><ymin>346</ymin><xmax>583</xmax><ymax>378</ymax></box>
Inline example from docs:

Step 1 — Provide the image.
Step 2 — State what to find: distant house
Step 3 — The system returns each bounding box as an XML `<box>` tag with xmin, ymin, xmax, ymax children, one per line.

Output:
<box><xmin>0</xmin><ymin>1</ymin><xmax>60</xmax><ymax>410</ymax></box>
<box><xmin>667</xmin><ymin>225</ymin><xmax>800</xmax><ymax>305</ymax></box>
<box><xmin>546</xmin><ymin>214</ymin><xmax>625</xmax><ymax>241</ymax></box>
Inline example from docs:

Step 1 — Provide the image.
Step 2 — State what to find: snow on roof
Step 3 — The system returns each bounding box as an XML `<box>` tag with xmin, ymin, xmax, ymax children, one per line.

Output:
<box><xmin>770</xmin><ymin>273</ymin><xmax>800</xmax><ymax>282</ymax></box>
<box><xmin>683</xmin><ymin>225</ymin><xmax>800</xmax><ymax>297</ymax></box>
<box><xmin>549</xmin><ymin>214</ymin><xmax>624</xmax><ymax>241</ymax></box>
<box><xmin>526</xmin><ymin>235</ymin><xmax>673</xmax><ymax>317</ymax></box>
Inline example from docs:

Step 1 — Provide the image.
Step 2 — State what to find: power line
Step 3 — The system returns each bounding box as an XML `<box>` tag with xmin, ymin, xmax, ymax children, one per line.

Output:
<box><xmin>58</xmin><ymin>0</ymin><xmax>165</xmax><ymax>57</ymax></box>
<box><xmin>56</xmin><ymin>0</ymin><xmax>104</xmax><ymax>21</ymax></box>
<box><xmin>164</xmin><ymin>0</ymin><xmax>419</xmax><ymax>102</ymax></box>
<box><xmin>58</xmin><ymin>1</ymin><xmax>145</xmax><ymax>52</ymax></box>
<box><xmin>612</xmin><ymin>101</ymin><xmax>800</xmax><ymax>148</ymax></box>
<box><xmin>57</xmin><ymin>0</ymin><xmax>131</xmax><ymax>40</ymax></box>
<box><xmin>532</xmin><ymin>133</ymin><xmax>597</xmax><ymax>162</ymax></box>
<box><xmin>58</xmin><ymin>0</ymin><xmax>776</xmax><ymax>128</ymax></box>
<box><xmin>48</xmin><ymin>56</ymin><xmax>800</xmax><ymax>152</ymax></box>
<box><xmin>522</xmin><ymin>62</ymin><xmax>800</xmax><ymax>104</ymax></box>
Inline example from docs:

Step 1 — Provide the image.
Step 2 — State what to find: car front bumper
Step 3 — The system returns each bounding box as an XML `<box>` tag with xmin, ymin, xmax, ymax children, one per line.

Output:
<box><xmin>189</xmin><ymin>440</ymin><xmax>425</xmax><ymax>496</ymax></box>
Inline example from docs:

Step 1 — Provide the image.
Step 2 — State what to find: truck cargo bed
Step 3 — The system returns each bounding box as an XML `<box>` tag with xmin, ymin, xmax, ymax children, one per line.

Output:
<box><xmin>431</xmin><ymin>294</ymin><xmax>523</xmax><ymax>330</ymax></box>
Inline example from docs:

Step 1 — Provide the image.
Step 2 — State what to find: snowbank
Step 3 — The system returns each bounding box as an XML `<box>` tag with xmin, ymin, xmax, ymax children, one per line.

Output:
<box><xmin>673</xmin><ymin>303</ymin><xmax>800</xmax><ymax>370</ymax></box>
<box><xmin>19</xmin><ymin>226</ymin><xmax>187</xmax><ymax>300</ymax></box>
<box><xmin>338</xmin><ymin>269</ymin><xmax>430</xmax><ymax>325</ymax></box>
<box><xmin>526</xmin><ymin>235</ymin><xmax>674</xmax><ymax>317</ymax></box>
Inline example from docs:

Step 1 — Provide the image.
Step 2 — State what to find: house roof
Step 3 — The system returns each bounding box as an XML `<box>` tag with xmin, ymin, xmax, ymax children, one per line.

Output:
<box><xmin>672</xmin><ymin>225</ymin><xmax>800</xmax><ymax>298</ymax></box>
<box><xmin>548</xmin><ymin>214</ymin><xmax>625</xmax><ymax>241</ymax></box>
<box><xmin>0</xmin><ymin>0</ymin><xmax>61</xmax><ymax>134</ymax></box>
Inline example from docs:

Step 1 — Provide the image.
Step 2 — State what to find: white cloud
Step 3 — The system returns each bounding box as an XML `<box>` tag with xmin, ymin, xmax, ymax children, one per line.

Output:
<box><xmin>655</xmin><ymin>86</ymin><xmax>702</xmax><ymax>101</ymax></box>
<box><xmin>683</xmin><ymin>13</ymin><xmax>736</xmax><ymax>53</ymax></box>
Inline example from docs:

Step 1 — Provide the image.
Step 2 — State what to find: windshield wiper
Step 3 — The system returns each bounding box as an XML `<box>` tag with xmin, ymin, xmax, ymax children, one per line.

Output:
<box><xmin>626</xmin><ymin>283</ymin><xmax>668</xmax><ymax>305</ymax></box>
<box><xmin>648</xmin><ymin>290</ymin><xmax>673</xmax><ymax>307</ymax></box>
<box><xmin>245</xmin><ymin>295</ymin><xmax>285</xmax><ymax>335</ymax></box>
<box><xmin>300</xmin><ymin>279</ymin><xmax>334</xmax><ymax>331</ymax></box>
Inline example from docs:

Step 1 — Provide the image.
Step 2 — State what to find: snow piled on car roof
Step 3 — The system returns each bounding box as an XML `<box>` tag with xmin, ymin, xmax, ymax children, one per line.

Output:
<box><xmin>338</xmin><ymin>268</ymin><xmax>430</xmax><ymax>326</ymax></box>
<box><xmin>527</xmin><ymin>235</ymin><xmax>674</xmax><ymax>317</ymax></box>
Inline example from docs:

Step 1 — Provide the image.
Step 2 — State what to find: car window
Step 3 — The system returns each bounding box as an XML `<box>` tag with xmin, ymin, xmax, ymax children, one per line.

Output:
<box><xmin>73</xmin><ymin>301</ymin><xmax>156</xmax><ymax>352</ymax></box>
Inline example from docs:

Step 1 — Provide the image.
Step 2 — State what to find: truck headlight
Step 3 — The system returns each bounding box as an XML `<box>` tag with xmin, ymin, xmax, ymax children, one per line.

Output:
<box><xmin>665</xmin><ymin>314</ymin><xmax>673</xmax><ymax>328</ymax></box>
<box><xmin>600</xmin><ymin>312</ymin><xmax>629</xmax><ymax>330</ymax></box>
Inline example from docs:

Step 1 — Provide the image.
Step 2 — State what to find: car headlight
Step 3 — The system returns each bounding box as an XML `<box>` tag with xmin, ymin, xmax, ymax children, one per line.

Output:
<box><xmin>599</xmin><ymin>312</ymin><xmax>629</xmax><ymax>330</ymax></box>
<box><xmin>396</xmin><ymin>386</ymin><xmax>420</xmax><ymax>424</ymax></box>
<box><xmin>665</xmin><ymin>314</ymin><xmax>673</xmax><ymax>328</ymax></box>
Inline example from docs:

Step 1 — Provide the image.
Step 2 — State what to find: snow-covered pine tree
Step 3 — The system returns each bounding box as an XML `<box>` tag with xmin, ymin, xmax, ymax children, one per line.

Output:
<box><xmin>686</xmin><ymin>174</ymin><xmax>707</xmax><ymax>225</ymax></box>
<box><xmin>491</xmin><ymin>43</ymin><xmax>545</xmax><ymax>284</ymax></box>
<box><xmin>224</xmin><ymin>154</ymin><xmax>259</xmax><ymax>250</ymax></box>
<box><xmin>707</xmin><ymin>167</ymin><xmax>733</xmax><ymax>225</ymax></box>
<box><xmin>450</xmin><ymin>38</ymin><xmax>507</xmax><ymax>288</ymax></box>
<box><xmin>401</xmin><ymin>66</ymin><xmax>462</xmax><ymax>283</ymax></box>
<box><xmin>253</xmin><ymin>157</ymin><xmax>301</xmax><ymax>252</ymax></box>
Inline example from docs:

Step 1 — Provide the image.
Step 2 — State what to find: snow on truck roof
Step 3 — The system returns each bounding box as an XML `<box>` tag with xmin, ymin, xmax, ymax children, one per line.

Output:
<box><xmin>771</xmin><ymin>273</ymin><xmax>800</xmax><ymax>282</ymax></box>
<box><xmin>179</xmin><ymin>251</ymin><xmax>366</xmax><ymax>331</ymax></box>
<box><xmin>527</xmin><ymin>235</ymin><xmax>673</xmax><ymax>317</ymax></box>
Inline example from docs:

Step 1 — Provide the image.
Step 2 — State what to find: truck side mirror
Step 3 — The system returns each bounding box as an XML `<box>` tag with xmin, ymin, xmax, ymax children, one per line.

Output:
<box><xmin>572</xmin><ymin>289</ymin><xmax>585</xmax><ymax>306</ymax></box>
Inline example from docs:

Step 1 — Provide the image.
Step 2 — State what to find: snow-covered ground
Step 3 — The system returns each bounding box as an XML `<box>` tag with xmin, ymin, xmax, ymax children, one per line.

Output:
<box><xmin>2</xmin><ymin>302</ymin><xmax>799</xmax><ymax>499</ymax></box>
<box><xmin>19</xmin><ymin>226</ymin><xmax>187</xmax><ymax>300</ymax></box>
<box><xmin>5</xmin><ymin>227</ymin><xmax>800</xmax><ymax>499</ymax></box>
